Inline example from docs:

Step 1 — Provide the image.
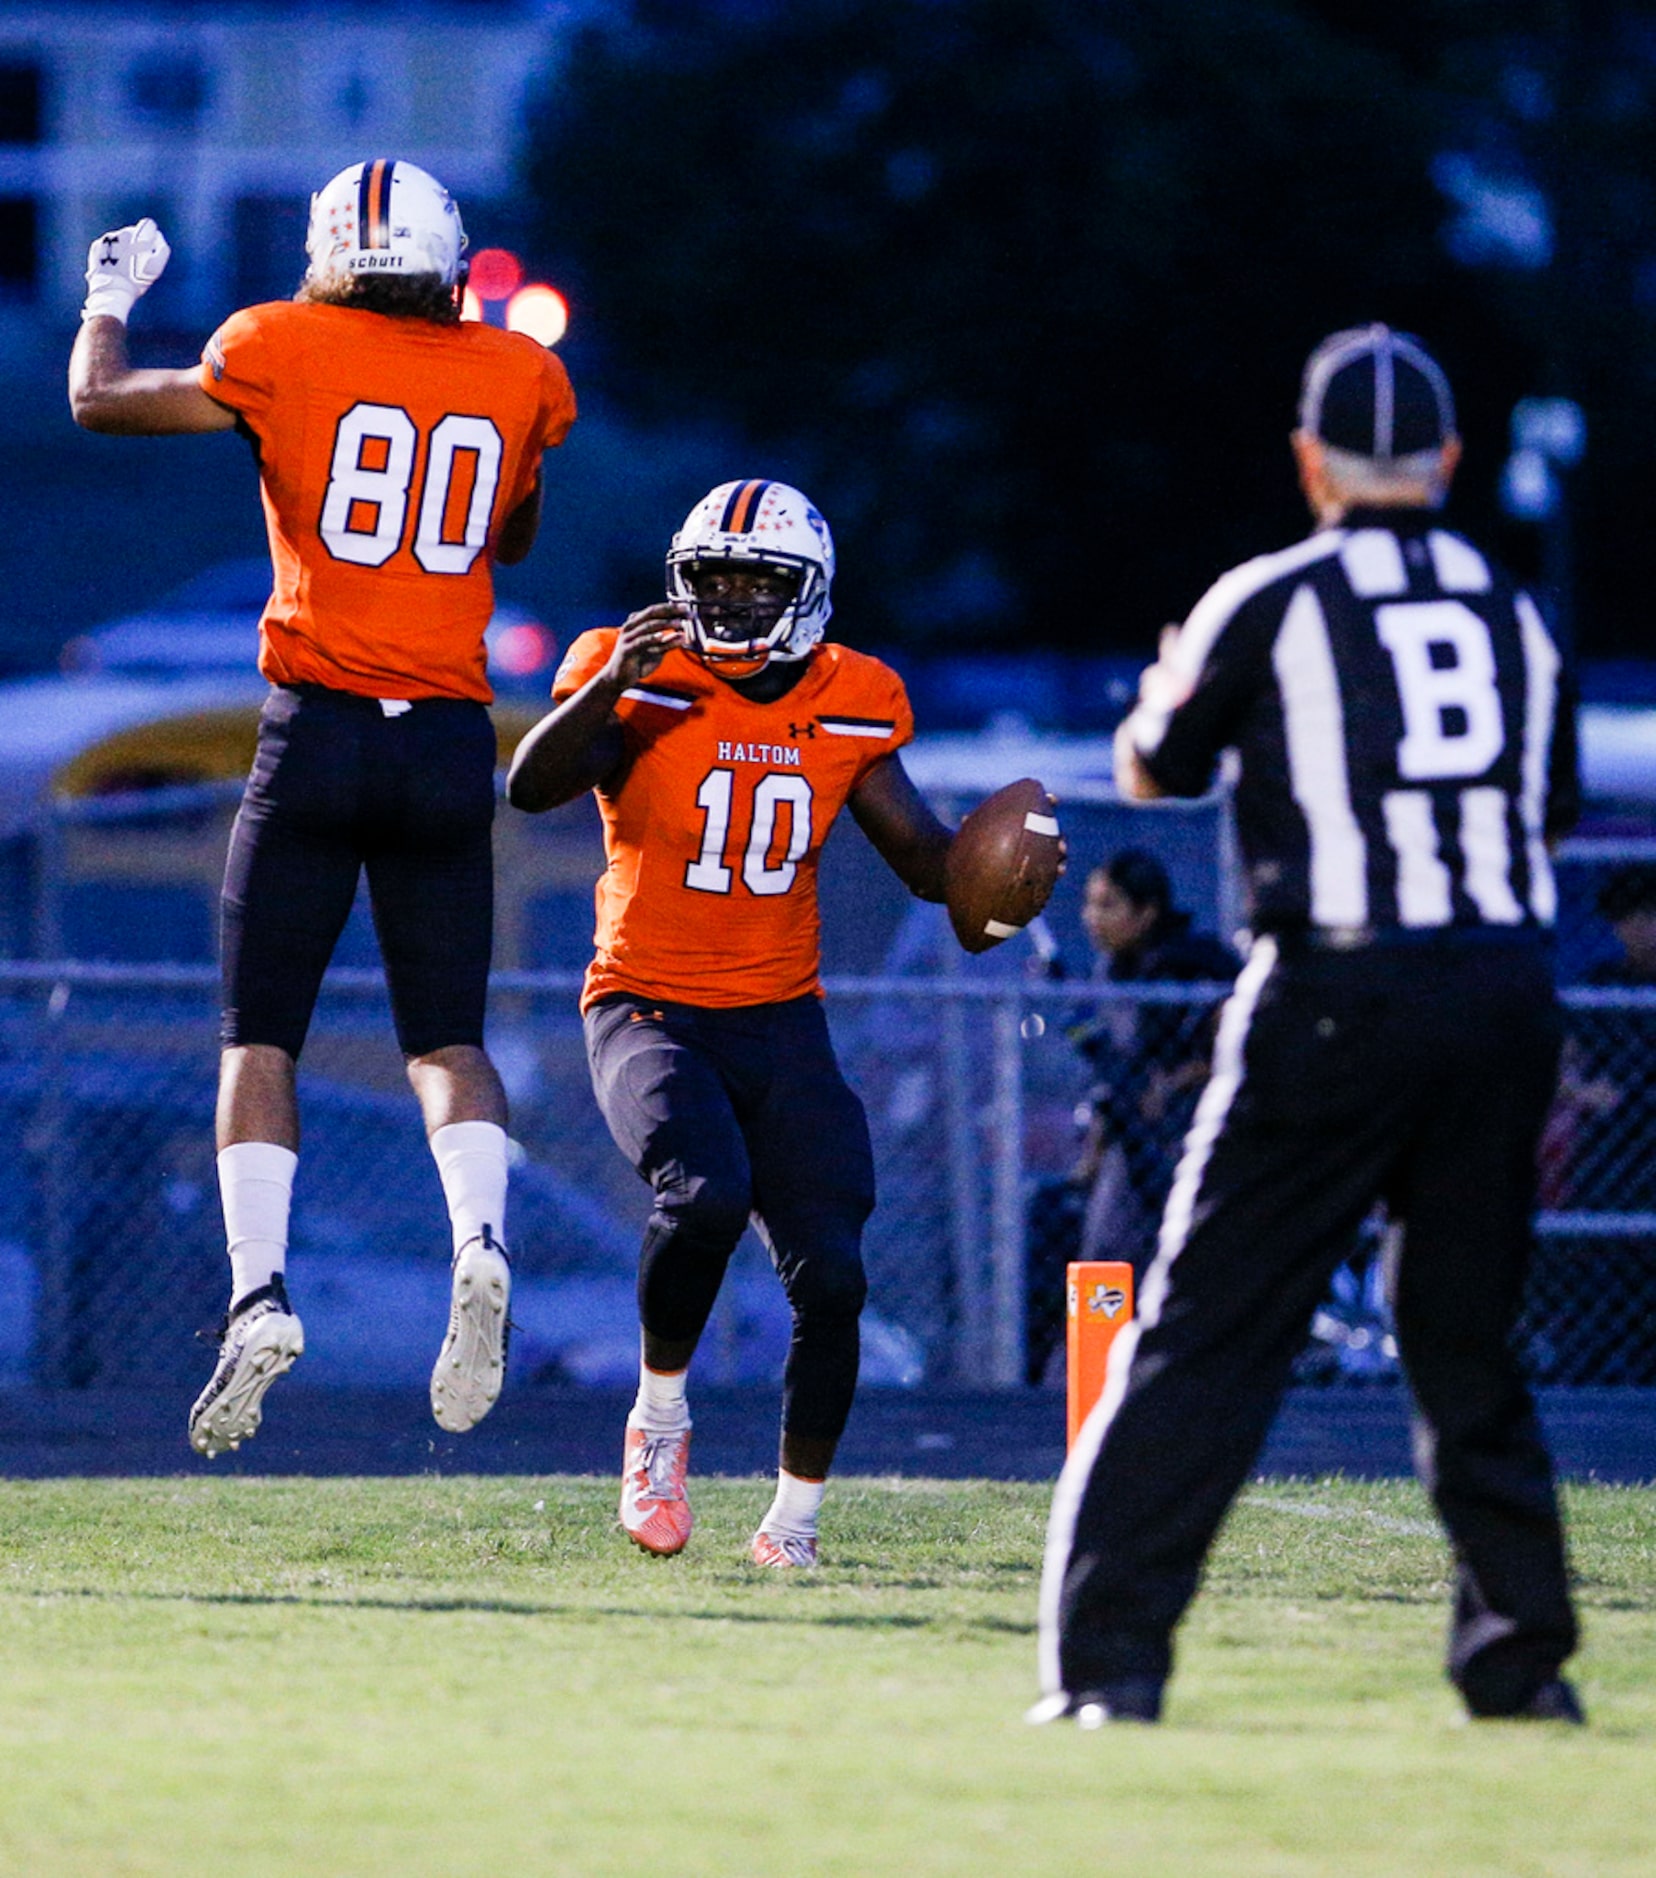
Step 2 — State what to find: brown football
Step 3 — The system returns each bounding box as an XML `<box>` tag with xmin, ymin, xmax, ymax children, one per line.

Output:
<box><xmin>944</xmin><ymin>777</ymin><xmax>1065</xmax><ymax>954</ymax></box>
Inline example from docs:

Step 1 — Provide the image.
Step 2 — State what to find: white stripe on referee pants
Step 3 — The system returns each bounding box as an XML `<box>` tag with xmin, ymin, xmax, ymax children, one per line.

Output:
<box><xmin>1035</xmin><ymin>937</ymin><xmax>1278</xmax><ymax>1697</ymax></box>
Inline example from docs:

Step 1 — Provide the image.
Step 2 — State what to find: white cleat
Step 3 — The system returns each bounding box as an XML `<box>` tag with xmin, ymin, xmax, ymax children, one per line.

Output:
<box><xmin>188</xmin><ymin>1277</ymin><xmax>304</xmax><ymax>1458</ymax></box>
<box><xmin>430</xmin><ymin>1226</ymin><xmax>511</xmax><ymax>1433</ymax></box>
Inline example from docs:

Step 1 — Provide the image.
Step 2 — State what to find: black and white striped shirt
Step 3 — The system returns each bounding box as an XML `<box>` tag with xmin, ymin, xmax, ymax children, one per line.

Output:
<box><xmin>1128</xmin><ymin>506</ymin><xmax>1579</xmax><ymax>936</ymax></box>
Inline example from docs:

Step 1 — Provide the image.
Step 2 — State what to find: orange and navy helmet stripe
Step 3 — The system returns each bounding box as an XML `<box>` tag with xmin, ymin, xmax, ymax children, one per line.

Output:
<box><xmin>358</xmin><ymin>158</ymin><xmax>393</xmax><ymax>250</ymax></box>
<box><xmin>719</xmin><ymin>479</ymin><xmax>771</xmax><ymax>533</ymax></box>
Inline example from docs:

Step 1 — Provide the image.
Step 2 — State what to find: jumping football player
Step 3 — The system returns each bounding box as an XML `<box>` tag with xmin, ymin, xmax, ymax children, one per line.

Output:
<box><xmin>68</xmin><ymin>162</ymin><xmax>576</xmax><ymax>1457</ymax></box>
<box><xmin>509</xmin><ymin>480</ymin><xmax>1037</xmax><ymax>1566</ymax></box>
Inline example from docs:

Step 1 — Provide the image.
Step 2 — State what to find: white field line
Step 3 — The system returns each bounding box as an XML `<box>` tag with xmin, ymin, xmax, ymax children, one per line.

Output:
<box><xmin>1248</xmin><ymin>1494</ymin><xmax>1439</xmax><ymax>1538</ymax></box>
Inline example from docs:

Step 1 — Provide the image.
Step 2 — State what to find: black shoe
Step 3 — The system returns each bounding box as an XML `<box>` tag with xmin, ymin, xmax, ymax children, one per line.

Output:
<box><xmin>1509</xmin><ymin>1677</ymin><xmax>1586</xmax><ymax>1725</ymax></box>
<box><xmin>1025</xmin><ymin>1677</ymin><xmax>1164</xmax><ymax>1727</ymax></box>
<box><xmin>1467</xmin><ymin>1673</ymin><xmax>1585</xmax><ymax>1724</ymax></box>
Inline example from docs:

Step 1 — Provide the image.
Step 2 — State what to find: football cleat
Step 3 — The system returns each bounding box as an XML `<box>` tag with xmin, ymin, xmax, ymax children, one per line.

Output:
<box><xmin>188</xmin><ymin>1276</ymin><xmax>304</xmax><ymax>1458</ymax></box>
<box><xmin>620</xmin><ymin>1423</ymin><xmax>694</xmax><ymax>1556</ymax></box>
<box><xmin>305</xmin><ymin>158</ymin><xmax>467</xmax><ymax>289</ymax></box>
<box><xmin>666</xmin><ymin>480</ymin><xmax>834</xmax><ymax>670</ymax></box>
<box><xmin>750</xmin><ymin>1527</ymin><xmax>819</xmax><ymax>1569</ymax></box>
<box><xmin>430</xmin><ymin>1226</ymin><xmax>511</xmax><ymax>1433</ymax></box>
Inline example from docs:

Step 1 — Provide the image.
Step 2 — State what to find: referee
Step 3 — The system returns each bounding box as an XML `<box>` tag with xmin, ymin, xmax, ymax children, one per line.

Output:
<box><xmin>1032</xmin><ymin>325</ymin><xmax>1583</xmax><ymax>1728</ymax></box>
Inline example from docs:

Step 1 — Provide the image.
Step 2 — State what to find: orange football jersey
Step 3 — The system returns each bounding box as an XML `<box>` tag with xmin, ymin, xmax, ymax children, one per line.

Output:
<box><xmin>552</xmin><ymin>634</ymin><xmax>916</xmax><ymax>1009</ymax></box>
<box><xmin>200</xmin><ymin>301</ymin><xmax>575</xmax><ymax>702</ymax></box>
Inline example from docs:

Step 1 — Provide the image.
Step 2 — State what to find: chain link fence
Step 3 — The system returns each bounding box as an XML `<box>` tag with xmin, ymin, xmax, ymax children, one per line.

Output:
<box><xmin>2</xmin><ymin>780</ymin><xmax>1653</xmax><ymax>1392</ymax></box>
<box><xmin>1</xmin><ymin>952</ymin><xmax>1652</xmax><ymax>1393</ymax></box>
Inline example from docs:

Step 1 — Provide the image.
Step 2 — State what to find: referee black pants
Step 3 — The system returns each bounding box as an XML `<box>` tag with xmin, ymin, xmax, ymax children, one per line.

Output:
<box><xmin>1040</xmin><ymin>931</ymin><xmax>1578</xmax><ymax>1714</ymax></box>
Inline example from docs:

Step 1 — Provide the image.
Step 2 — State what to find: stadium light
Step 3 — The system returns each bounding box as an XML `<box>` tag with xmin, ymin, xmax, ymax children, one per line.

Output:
<box><xmin>489</xmin><ymin>618</ymin><xmax>558</xmax><ymax>679</ymax></box>
<box><xmin>505</xmin><ymin>284</ymin><xmax>569</xmax><ymax>348</ymax></box>
<box><xmin>468</xmin><ymin>247</ymin><xmax>524</xmax><ymax>301</ymax></box>
<box><xmin>459</xmin><ymin>250</ymin><xmax>569</xmax><ymax>346</ymax></box>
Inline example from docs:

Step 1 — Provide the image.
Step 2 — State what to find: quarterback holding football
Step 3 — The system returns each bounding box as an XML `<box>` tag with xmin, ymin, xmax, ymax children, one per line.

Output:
<box><xmin>508</xmin><ymin>480</ymin><xmax>1063</xmax><ymax>1565</ymax></box>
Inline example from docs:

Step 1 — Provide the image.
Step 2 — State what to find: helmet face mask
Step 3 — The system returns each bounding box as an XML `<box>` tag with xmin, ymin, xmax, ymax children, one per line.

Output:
<box><xmin>305</xmin><ymin>159</ymin><xmax>468</xmax><ymax>291</ymax></box>
<box><xmin>666</xmin><ymin>480</ymin><xmax>834</xmax><ymax>672</ymax></box>
<box><xmin>681</xmin><ymin>560</ymin><xmax>801</xmax><ymax>670</ymax></box>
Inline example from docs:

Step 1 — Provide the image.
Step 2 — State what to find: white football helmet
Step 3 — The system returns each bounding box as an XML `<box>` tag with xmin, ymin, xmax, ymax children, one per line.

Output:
<box><xmin>304</xmin><ymin>159</ymin><xmax>467</xmax><ymax>289</ymax></box>
<box><xmin>666</xmin><ymin>480</ymin><xmax>834</xmax><ymax>666</ymax></box>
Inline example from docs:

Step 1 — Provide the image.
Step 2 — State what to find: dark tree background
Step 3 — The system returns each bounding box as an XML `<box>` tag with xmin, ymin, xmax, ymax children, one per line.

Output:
<box><xmin>527</xmin><ymin>0</ymin><xmax>1656</xmax><ymax>658</ymax></box>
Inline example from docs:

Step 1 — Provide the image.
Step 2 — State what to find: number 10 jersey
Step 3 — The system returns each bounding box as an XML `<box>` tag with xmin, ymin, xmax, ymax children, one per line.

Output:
<box><xmin>552</xmin><ymin>633</ymin><xmax>915</xmax><ymax>1010</ymax></box>
<box><xmin>200</xmin><ymin>299</ymin><xmax>575</xmax><ymax>702</ymax></box>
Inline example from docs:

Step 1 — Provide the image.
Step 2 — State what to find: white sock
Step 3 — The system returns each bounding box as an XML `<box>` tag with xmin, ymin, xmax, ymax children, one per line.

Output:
<box><xmin>430</xmin><ymin>1120</ymin><xmax>509</xmax><ymax>1256</ymax></box>
<box><xmin>218</xmin><ymin>1142</ymin><xmax>297</xmax><ymax>1307</ymax></box>
<box><xmin>629</xmin><ymin>1362</ymin><xmax>690</xmax><ymax>1433</ymax></box>
<box><xmin>760</xmin><ymin>1470</ymin><xmax>827</xmax><ymax>1538</ymax></box>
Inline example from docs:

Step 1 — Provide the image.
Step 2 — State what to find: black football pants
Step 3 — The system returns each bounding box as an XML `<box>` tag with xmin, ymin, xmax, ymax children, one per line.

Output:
<box><xmin>584</xmin><ymin>993</ymin><xmax>874</xmax><ymax>1444</ymax></box>
<box><xmin>1041</xmin><ymin>931</ymin><xmax>1577</xmax><ymax>1714</ymax></box>
<box><xmin>221</xmin><ymin>684</ymin><xmax>497</xmax><ymax>1060</ymax></box>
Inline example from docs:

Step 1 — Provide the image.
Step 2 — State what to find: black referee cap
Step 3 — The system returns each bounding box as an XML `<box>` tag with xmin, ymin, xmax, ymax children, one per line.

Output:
<box><xmin>1298</xmin><ymin>324</ymin><xmax>1456</xmax><ymax>459</ymax></box>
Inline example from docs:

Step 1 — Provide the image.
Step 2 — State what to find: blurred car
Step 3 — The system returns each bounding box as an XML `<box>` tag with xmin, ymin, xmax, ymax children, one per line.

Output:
<box><xmin>58</xmin><ymin>556</ymin><xmax>561</xmax><ymax>696</ymax></box>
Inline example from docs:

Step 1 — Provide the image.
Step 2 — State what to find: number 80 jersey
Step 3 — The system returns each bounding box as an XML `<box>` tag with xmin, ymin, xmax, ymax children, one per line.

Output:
<box><xmin>200</xmin><ymin>300</ymin><xmax>575</xmax><ymax>702</ymax></box>
<box><xmin>552</xmin><ymin>632</ymin><xmax>915</xmax><ymax>1011</ymax></box>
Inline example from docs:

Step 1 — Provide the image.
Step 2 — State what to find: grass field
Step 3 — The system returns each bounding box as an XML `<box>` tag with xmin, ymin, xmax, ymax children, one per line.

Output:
<box><xmin>1</xmin><ymin>1473</ymin><xmax>1652</xmax><ymax>1877</ymax></box>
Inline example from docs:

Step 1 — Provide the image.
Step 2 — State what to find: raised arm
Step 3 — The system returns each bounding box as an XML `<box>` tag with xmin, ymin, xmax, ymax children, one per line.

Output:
<box><xmin>71</xmin><ymin>320</ymin><xmax>236</xmax><ymax>435</ymax></box>
<box><xmin>67</xmin><ymin>222</ymin><xmax>235</xmax><ymax>436</ymax></box>
<box><xmin>847</xmin><ymin>752</ymin><xmax>954</xmax><ymax>902</ymax></box>
<box><xmin>506</xmin><ymin>602</ymin><xmax>685</xmax><ymax>813</ymax></box>
<box><xmin>1113</xmin><ymin>624</ymin><xmax>1190</xmax><ymax>802</ymax></box>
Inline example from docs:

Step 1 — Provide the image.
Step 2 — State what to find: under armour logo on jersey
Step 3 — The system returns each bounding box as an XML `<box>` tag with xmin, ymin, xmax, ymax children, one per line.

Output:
<box><xmin>789</xmin><ymin>722</ymin><xmax>817</xmax><ymax>740</ymax></box>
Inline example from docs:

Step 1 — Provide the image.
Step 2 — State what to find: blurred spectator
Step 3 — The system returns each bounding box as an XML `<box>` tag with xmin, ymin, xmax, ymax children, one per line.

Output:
<box><xmin>1589</xmin><ymin>866</ymin><xmax>1656</xmax><ymax>986</ymax></box>
<box><xmin>1067</xmin><ymin>851</ymin><xmax>1241</xmax><ymax>1261</ymax></box>
<box><xmin>1024</xmin><ymin>849</ymin><xmax>1238</xmax><ymax>1382</ymax></box>
<box><xmin>1541</xmin><ymin>866</ymin><xmax>1656</xmax><ymax>1210</ymax></box>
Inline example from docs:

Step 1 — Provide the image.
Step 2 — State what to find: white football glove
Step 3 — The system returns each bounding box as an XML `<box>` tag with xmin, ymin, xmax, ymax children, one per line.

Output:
<box><xmin>81</xmin><ymin>219</ymin><xmax>171</xmax><ymax>324</ymax></box>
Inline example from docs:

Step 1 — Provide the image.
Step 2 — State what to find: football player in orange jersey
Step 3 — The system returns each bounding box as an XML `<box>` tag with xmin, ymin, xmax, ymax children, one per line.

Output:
<box><xmin>508</xmin><ymin>481</ymin><xmax>968</xmax><ymax>1566</ymax></box>
<box><xmin>68</xmin><ymin>161</ymin><xmax>576</xmax><ymax>1458</ymax></box>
